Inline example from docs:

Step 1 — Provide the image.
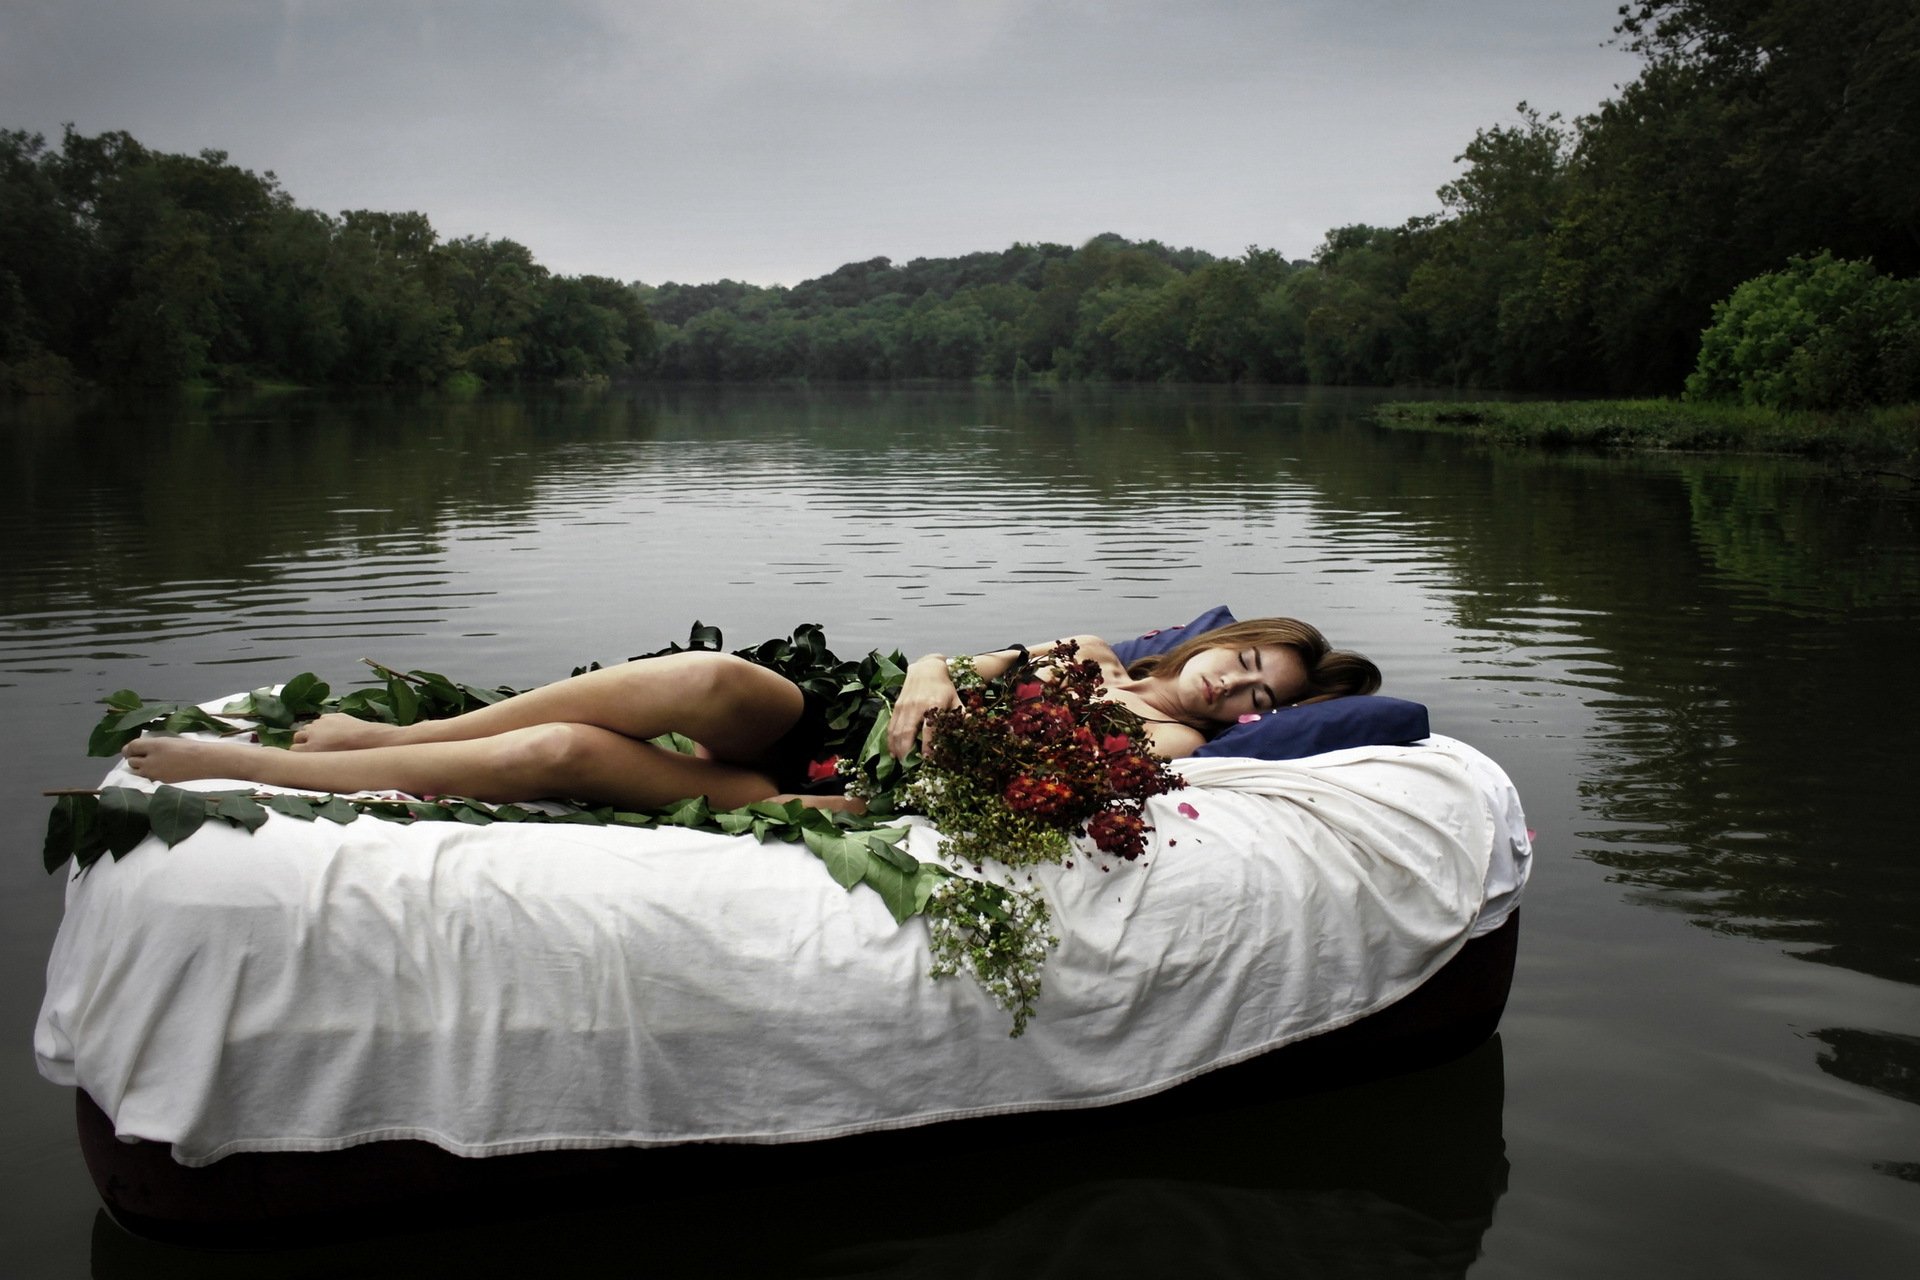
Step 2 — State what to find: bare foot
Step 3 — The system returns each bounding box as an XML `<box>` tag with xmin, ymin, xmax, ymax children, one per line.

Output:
<box><xmin>291</xmin><ymin>713</ymin><xmax>398</xmax><ymax>752</ymax></box>
<box><xmin>123</xmin><ymin>736</ymin><xmax>264</xmax><ymax>785</ymax></box>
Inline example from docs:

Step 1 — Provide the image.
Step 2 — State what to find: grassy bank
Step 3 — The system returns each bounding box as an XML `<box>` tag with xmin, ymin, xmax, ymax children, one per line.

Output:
<box><xmin>1375</xmin><ymin>399</ymin><xmax>1920</xmax><ymax>463</ymax></box>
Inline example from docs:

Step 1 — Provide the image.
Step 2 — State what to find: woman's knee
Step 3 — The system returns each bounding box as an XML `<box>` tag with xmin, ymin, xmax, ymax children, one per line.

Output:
<box><xmin>490</xmin><ymin>722</ymin><xmax>607</xmax><ymax>785</ymax></box>
<box><xmin>648</xmin><ymin>652</ymin><xmax>794</xmax><ymax>722</ymax></box>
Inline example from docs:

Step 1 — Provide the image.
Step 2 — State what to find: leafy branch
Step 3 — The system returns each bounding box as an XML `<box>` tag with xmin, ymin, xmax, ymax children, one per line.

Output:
<box><xmin>44</xmin><ymin>782</ymin><xmax>945</xmax><ymax>916</ymax></box>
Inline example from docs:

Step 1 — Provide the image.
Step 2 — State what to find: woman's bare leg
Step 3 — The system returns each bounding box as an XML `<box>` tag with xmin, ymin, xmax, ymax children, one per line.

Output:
<box><xmin>292</xmin><ymin>652</ymin><xmax>801</xmax><ymax>761</ymax></box>
<box><xmin>124</xmin><ymin>722</ymin><xmax>790</xmax><ymax>811</ymax></box>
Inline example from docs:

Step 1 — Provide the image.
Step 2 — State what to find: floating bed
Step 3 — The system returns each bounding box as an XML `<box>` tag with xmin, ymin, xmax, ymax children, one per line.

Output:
<box><xmin>37</xmin><ymin>720</ymin><xmax>1529</xmax><ymax>1241</ymax></box>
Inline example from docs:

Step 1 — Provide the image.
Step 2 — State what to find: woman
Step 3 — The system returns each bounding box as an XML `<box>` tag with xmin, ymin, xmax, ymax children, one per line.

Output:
<box><xmin>120</xmin><ymin>619</ymin><xmax>1380</xmax><ymax>811</ymax></box>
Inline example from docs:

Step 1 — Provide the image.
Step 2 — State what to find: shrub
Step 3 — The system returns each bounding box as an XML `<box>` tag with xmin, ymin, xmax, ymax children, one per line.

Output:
<box><xmin>1687</xmin><ymin>253</ymin><xmax>1920</xmax><ymax>411</ymax></box>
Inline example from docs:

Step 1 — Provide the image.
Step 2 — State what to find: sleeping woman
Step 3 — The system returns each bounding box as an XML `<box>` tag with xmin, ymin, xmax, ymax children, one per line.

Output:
<box><xmin>120</xmin><ymin>618</ymin><xmax>1381</xmax><ymax>811</ymax></box>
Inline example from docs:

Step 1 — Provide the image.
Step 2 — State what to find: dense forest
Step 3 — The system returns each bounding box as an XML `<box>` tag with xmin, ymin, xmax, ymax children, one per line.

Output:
<box><xmin>2</xmin><ymin>0</ymin><xmax>1915</xmax><ymax>407</ymax></box>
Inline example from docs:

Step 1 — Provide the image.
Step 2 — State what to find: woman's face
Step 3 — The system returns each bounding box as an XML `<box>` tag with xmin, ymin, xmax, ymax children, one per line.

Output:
<box><xmin>1171</xmin><ymin>643</ymin><xmax>1310</xmax><ymax>726</ymax></box>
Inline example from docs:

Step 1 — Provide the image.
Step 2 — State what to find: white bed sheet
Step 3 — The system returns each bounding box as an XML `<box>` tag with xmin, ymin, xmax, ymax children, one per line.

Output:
<box><xmin>36</xmin><ymin>735</ymin><xmax>1524</xmax><ymax>1166</ymax></box>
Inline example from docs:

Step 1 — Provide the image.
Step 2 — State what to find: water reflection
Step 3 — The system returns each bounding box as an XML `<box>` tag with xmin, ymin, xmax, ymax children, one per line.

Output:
<box><xmin>1813</xmin><ymin>1027</ymin><xmax>1920</xmax><ymax>1106</ymax></box>
<box><xmin>85</xmin><ymin>1038</ymin><xmax>1507</xmax><ymax>1279</ymax></box>
<box><xmin>1272</xmin><ymin>421</ymin><xmax>1920</xmax><ymax>992</ymax></box>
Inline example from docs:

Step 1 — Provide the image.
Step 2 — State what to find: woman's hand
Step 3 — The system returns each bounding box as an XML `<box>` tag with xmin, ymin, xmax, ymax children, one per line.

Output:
<box><xmin>889</xmin><ymin>654</ymin><xmax>961</xmax><ymax>759</ymax></box>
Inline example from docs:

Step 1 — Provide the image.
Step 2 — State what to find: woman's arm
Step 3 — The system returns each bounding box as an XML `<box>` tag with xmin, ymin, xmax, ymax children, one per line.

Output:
<box><xmin>887</xmin><ymin>637</ymin><xmax>1108</xmax><ymax>758</ymax></box>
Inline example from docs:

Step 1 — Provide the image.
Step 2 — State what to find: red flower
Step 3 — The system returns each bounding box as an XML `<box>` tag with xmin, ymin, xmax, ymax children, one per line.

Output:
<box><xmin>1105</xmin><ymin>752</ymin><xmax>1160</xmax><ymax>798</ymax></box>
<box><xmin>1012</xmin><ymin>680</ymin><xmax>1045</xmax><ymax>701</ymax></box>
<box><xmin>1005</xmin><ymin>774</ymin><xmax>1077</xmax><ymax>819</ymax></box>
<box><xmin>1007</xmin><ymin>700</ymin><xmax>1074</xmax><ymax>741</ymax></box>
<box><xmin>1101</xmin><ymin>733</ymin><xmax>1132</xmax><ymax>754</ymax></box>
<box><xmin>806</xmin><ymin>756</ymin><xmax>842</xmax><ymax>784</ymax></box>
<box><xmin>1087</xmin><ymin>809</ymin><xmax>1149</xmax><ymax>859</ymax></box>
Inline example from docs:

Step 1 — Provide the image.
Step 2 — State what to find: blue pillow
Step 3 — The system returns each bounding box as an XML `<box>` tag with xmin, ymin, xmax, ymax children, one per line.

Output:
<box><xmin>1109</xmin><ymin>605</ymin><xmax>1238</xmax><ymax>668</ymax></box>
<box><xmin>1193</xmin><ymin>696</ymin><xmax>1430</xmax><ymax>761</ymax></box>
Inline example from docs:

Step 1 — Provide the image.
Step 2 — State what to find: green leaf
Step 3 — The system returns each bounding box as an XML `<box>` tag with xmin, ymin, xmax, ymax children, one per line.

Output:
<box><xmin>246</xmin><ymin>688</ymin><xmax>293</xmax><ymax>729</ymax></box>
<box><xmin>148</xmin><ymin>785</ymin><xmax>208</xmax><ymax>847</ymax></box>
<box><xmin>255</xmin><ymin>727</ymin><xmax>295</xmax><ymax>750</ymax></box>
<box><xmin>858</xmin><ymin>856</ymin><xmax>912</xmax><ymax>922</ymax></box>
<box><xmin>658</xmin><ymin>796</ymin><xmax>713</xmax><ymax>828</ymax></box>
<box><xmin>334</xmin><ymin>690</ymin><xmax>396</xmax><ymax>723</ymax></box>
<box><xmin>863</xmin><ymin>828</ymin><xmax>919</xmax><ymax>875</ymax></box>
<box><xmin>161</xmin><ymin>708</ymin><xmax>229</xmax><ymax>736</ymax></box>
<box><xmin>802</xmin><ymin>826</ymin><xmax>867</xmax><ymax>890</ymax></box>
<box><xmin>387</xmin><ymin>677</ymin><xmax>420</xmax><ymax>725</ymax></box>
<box><xmin>713</xmin><ymin>809</ymin><xmax>757</xmax><ymax>835</ymax></box>
<box><xmin>262</xmin><ymin>793</ymin><xmax>320</xmax><ymax>821</ymax></box>
<box><xmin>279</xmin><ymin>672</ymin><xmax>330</xmax><ymax>715</ymax></box>
<box><xmin>315</xmin><ymin>796</ymin><xmax>360</xmax><ymax>824</ymax></box>
<box><xmin>90</xmin><ymin>701</ymin><xmax>196</xmax><ymax>756</ymax></box>
<box><xmin>87</xmin><ymin>719</ymin><xmax>140</xmax><ymax>758</ymax></box>
<box><xmin>102</xmin><ymin>689</ymin><xmax>143</xmax><ymax>714</ymax></box>
<box><xmin>606</xmin><ymin>809</ymin><xmax>655</xmax><ymax>827</ymax></box>
<box><xmin>214</xmin><ymin>793</ymin><xmax>269</xmax><ymax>833</ymax></box>
<box><xmin>448</xmin><ymin>802</ymin><xmax>493</xmax><ymax>825</ymax></box>
<box><xmin>99</xmin><ymin>787</ymin><xmax>152</xmax><ymax>857</ymax></box>
<box><xmin>111</xmin><ymin>704</ymin><xmax>176</xmax><ymax>732</ymax></box>
<box><xmin>44</xmin><ymin>794</ymin><xmax>106</xmax><ymax>873</ymax></box>
<box><xmin>412</xmin><ymin>671</ymin><xmax>466</xmax><ymax>714</ymax></box>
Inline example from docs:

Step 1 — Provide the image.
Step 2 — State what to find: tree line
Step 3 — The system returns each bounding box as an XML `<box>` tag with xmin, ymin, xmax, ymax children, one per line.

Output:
<box><xmin>3</xmin><ymin>0</ymin><xmax>1915</xmax><ymax>409</ymax></box>
<box><xmin>0</xmin><ymin>131</ymin><xmax>654</xmax><ymax>391</ymax></box>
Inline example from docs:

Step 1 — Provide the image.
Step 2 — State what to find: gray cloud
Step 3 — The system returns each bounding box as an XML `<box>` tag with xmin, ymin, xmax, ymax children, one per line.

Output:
<box><xmin>0</xmin><ymin>0</ymin><xmax>1637</xmax><ymax>284</ymax></box>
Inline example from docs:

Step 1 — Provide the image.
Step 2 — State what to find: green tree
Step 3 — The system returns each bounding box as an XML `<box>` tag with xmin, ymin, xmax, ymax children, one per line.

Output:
<box><xmin>1686</xmin><ymin>252</ymin><xmax>1920</xmax><ymax>409</ymax></box>
<box><xmin>1402</xmin><ymin>107</ymin><xmax>1582</xmax><ymax>388</ymax></box>
<box><xmin>441</xmin><ymin>236</ymin><xmax>547</xmax><ymax>377</ymax></box>
<box><xmin>1617</xmin><ymin>0</ymin><xmax>1920</xmax><ymax>264</ymax></box>
<box><xmin>327</xmin><ymin>210</ymin><xmax>457</xmax><ymax>382</ymax></box>
<box><xmin>99</xmin><ymin>212</ymin><xmax>221</xmax><ymax>384</ymax></box>
<box><xmin>1288</xmin><ymin>226</ymin><xmax>1421</xmax><ymax>385</ymax></box>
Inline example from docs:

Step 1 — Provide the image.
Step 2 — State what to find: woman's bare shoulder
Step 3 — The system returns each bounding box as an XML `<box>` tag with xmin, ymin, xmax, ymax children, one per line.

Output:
<box><xmin>1044</xmin><ymin>634</ymin><xmax>1122</xmax><ymax>665</ymax></box>
<box><xmin>1140</xmin><ymin>719</ymin><xmax>1206</xmax><ymax>760</ymax></box>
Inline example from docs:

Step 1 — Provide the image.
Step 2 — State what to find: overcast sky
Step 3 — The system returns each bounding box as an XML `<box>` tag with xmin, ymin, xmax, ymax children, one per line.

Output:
<box><xmin>3</xmin><ymin>1</ymin><xmax>1640</xmax><ymax>286</ymax></box>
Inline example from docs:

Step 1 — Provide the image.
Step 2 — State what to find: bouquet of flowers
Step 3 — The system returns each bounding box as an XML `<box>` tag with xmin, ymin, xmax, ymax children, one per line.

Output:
<box><xmin>906</xmin><ymin>642</ymin><xmax>1186</xmax><ymax>870</ymax></box>
<box><xmin>845</xmin><ymin>642</ymin><xmax>1187</xmax><ymax>1034</ymax></box>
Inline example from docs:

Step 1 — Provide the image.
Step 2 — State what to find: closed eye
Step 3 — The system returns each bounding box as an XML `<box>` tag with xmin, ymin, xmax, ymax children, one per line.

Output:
<box><xmin>1240</xmin><ymin>652</ymin><xmax>1270</xmax><ymax>708</ymax></box>
<box><xmin>1248</xmin><ymin>650</ymin><xmax>1274</xmax><ymax>710</ymax></box>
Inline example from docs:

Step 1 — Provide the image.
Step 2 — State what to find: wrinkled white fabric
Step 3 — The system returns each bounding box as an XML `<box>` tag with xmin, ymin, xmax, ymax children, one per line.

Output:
<box><xmin>36</xmin><ymin>738</ymin><xmax>1515</xmax><ymax>1166</ymax></box>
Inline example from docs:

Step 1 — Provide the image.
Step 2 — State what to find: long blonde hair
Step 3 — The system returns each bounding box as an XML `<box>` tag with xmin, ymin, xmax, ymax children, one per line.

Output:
<box><xmin>1128</xmin><ymin>617</ymin><xmax>1382</xmax><ymax>704</ymax></box>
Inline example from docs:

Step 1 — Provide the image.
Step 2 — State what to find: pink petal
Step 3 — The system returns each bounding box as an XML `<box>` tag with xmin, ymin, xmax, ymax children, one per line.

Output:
<box><xmin>1237</xmin><ymin>713</ymin><xmax>1262</xmax><ymax>724</ymax></box>
<box><xmin>1177</xmin><ymin>802</ymin><xmax>1199</xmax><ymax>819</ymax></box>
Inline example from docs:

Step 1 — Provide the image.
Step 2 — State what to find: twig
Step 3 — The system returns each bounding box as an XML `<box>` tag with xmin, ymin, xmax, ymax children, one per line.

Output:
<box><xmin>362</xmin><ymin>658</ymin><xmax>428</xmax><ymax>685</ymax></box>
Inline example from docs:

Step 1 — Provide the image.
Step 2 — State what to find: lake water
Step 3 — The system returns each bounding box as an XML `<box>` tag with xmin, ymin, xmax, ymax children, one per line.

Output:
<box><xmin>2</xmin><ymin>384</ymin><xmax>1916</xmax><ymax>1276</ymax></box>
